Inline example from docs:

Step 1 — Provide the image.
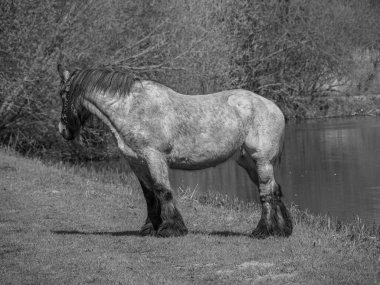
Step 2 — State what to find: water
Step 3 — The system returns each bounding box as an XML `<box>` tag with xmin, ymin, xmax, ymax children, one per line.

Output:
<box><xmin>169</xmin><ymin>116</ymin><xmax>380</xmax><ymax>225</ymax></box>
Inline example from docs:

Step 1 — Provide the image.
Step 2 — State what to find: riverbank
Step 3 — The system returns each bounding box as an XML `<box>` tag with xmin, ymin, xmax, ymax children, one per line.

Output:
<box><xmin>0</xmin><ymin>149</ymin><xmax>379</xmax><ymax>284</ymax></box>
<box><xmin>282</xmin><ymin>94</ymin><xmax>380</xmax><ymax>119</ymax></box>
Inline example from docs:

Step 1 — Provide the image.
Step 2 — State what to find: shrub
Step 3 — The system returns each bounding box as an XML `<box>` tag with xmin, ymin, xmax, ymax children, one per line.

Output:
<box><xmin>1</xmin><ymin>0</ymin><xmax>379</xmax><ymax>159</ymax></box>
<box><xmin>225</xmin><ymin>0</ymin><xmax>380</xmax><ymax>116</ymax></box>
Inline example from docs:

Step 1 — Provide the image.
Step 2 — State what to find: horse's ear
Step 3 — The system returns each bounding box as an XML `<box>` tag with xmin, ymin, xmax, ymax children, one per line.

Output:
<box><xmin>57</xmin><ymin>63</ymin><xmax>70</xmax><ymax>82</ymax></box>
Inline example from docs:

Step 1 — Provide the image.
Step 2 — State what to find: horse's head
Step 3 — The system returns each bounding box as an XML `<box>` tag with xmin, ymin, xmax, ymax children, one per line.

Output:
<box><xmin>57</xmin><ymin>63</ymin><xmax>87</xmax><ymax>140</ymax></box>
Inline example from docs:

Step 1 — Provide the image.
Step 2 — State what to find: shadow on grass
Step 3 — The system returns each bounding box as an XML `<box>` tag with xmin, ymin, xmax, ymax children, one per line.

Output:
<box><xmin>51</xmin><ymin>230</ymin><xmax>142</xmax><ymax>236</ymax></box>
<box><xmin>191</xmin><ymin>230</ymin><xmax>250</xmax><ymax>237</ymax></box>
<box><xmin>52</xmin><ymin>230</ymin><xmax>250</xmax><ymax>238</ymax></box>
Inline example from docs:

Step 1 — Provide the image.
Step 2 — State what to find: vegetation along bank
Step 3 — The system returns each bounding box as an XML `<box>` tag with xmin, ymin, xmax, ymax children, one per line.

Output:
<box><xmin>0</xmin><ymin>149</ymin><xmax>379</xmax><ymax>284</ymax></box>
<box><xmin>2</xmin><ymin>0</ymin><xmax>380</xmax><ymax>161</ymax></box>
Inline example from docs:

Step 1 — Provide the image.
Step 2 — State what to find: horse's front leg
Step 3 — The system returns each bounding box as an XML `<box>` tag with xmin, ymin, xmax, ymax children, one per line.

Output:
<box><xmin>138</xmin><ymin>179</ymin><xmax>161</xmax><ymax>236</ymax></box>
<box><xmin>131</xmin><ymin>150</ymin><xmax>188</xmax><ymax>237</ymax></box>
<box><xmin>153</xmin><ymin>182</ymin><xmax>188</xmax><ymax>237</ymax></box>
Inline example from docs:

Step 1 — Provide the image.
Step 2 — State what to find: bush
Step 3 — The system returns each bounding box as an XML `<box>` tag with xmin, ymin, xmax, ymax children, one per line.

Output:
<box><xmin>225</xmin><ymin>0</ymin><xmax>380</xmax><ymax>116</ymax></box>
<box><xmin>1</xmin><ymin>0</ymin><xmax>380</xmax><ymax>160</ymax></box>
<box><xmin>0</xmin><ymin>0</ymin><xmax>228</xmax><ymax>160</ymax></box>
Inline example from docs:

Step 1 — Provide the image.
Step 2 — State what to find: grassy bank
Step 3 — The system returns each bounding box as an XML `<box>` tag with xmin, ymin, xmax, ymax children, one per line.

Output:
<box><xmin>1</xmin><ymin>149</ymin><xmax>379</xmax><ymax>284</ymax></box>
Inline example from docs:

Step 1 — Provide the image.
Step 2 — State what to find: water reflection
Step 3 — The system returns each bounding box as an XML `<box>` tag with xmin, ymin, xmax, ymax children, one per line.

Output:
<box><xmin>170</xmin><ymin>116</ymin><xmax>380</xmax><ymax>225</ymax></box>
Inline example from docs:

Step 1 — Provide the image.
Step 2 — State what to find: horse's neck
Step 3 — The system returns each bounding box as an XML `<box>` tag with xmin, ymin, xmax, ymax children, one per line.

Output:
<box><xmin>82</xmin><ymin>93</ymin><xmax>125</xmax><ymax>139</ymax></box>
<box><xmin>82</xmin><ymin>93</ymin><xmax>138</xmax><ymax>158</ymax></box>
<box><xmin>82</xmin><ymin>91</ymin><xmax>129</xmax><ymax>118</ymax></box>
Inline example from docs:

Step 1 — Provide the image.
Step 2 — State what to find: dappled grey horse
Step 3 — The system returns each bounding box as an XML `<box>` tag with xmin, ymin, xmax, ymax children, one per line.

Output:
<box><xmin>56</xmin><ymin>64</ymin><xmax>292</xmax><ymax>238</ymax></box>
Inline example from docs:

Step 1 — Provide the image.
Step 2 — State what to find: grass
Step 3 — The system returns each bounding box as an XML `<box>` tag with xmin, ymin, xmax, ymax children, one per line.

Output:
<box><xmin>0</xmin><ymin>148</ymin><xmax>379</xmax><ymax>284</ymax></box>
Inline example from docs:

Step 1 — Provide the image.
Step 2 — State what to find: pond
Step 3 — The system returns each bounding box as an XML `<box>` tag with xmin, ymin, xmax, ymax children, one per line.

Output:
<box><xmin>169</xmin><ymin>116</ymin><xmax>380</xmax><ymax>225</ymax></box>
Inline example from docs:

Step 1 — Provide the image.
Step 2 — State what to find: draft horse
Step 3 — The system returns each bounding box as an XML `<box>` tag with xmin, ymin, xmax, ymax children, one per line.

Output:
<box><xmin>56</xmin><ymin>64</ymin><xmax>292</xmax><ymax>238</ymax></box>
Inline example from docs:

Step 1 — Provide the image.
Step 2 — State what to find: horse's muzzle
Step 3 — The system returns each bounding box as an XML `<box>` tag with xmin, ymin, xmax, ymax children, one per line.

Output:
<box><xmin>58</xmin><ymin>121</ymin><xmax>75</xmax><ymax>140</ymax></box>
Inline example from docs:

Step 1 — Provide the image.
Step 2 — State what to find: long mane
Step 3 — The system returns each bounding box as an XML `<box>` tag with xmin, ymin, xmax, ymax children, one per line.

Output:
<box><xmin>68</xmin><ymin>68</ymin><xmax>138</xmax><ymax>99</ymax></box>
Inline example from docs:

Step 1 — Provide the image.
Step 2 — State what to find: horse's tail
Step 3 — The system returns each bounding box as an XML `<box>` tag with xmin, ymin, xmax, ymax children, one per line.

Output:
<box><xmin>274</xmin><ymin>131</ymin><xmax>285</xmax><ymax>167</ymax></box>
<box><xmin>273</xmin><ymin>131</ymin><xmax>285</xmax><ymax>198</ymax></box>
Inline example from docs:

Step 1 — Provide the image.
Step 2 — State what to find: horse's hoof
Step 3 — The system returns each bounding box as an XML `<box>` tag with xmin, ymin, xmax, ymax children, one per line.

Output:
<box><xmin>140</xmin><ymin>222</ymin><xmax>156</xmax><ymax>236</ymax></box>
<box><xmin>250</xmin><ymin>224</ymin><xmax>291</xmax><ymax>239</ymax></box>
<box><xmin>251</xmin><ymin>227</ymin><xmax>271</xmax><ymax>239</ymax></box>
<box><xmin>272</xmin><ymin>200</ymin><xmax>293</xmax><ymax>237</ymax></box>
<box><xmin>251</xmin><ymin>199</ymin><xmax>293</xmax><ymax>239</ymax></box>
<box><xmin>251</xmin><ymin>224</ymin><xmax>292</xmax><ymax>239</ymax></box>
<box><xmin>156</xmin><ymin>221</ymin><xmax>188</xmax><ymax>237</ymax></box>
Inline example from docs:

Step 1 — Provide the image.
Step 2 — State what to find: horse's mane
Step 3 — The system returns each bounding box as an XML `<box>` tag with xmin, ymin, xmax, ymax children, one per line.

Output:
<box><xmin>68</xmin><ymin>68</ymin><xmax>139</xmax><ymax>99</ymax></box>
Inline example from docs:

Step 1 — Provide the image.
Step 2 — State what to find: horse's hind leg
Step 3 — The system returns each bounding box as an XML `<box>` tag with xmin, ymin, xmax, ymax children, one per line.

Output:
<box><xmin>253</xmin><ymin>158</ymin><xmax>292</xmax><ymax>238</ymax></box>
<box><xmin>237</xmin><ymin>147</ymin><xmax>292</xmax><ymax>238</ymax></box>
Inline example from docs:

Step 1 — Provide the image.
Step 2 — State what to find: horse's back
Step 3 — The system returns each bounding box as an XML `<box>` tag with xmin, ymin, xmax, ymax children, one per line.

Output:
<box><xmin>135</xmin><ymin>80</ymin><xmax>284</xmax><ymax>130</ymax></box>
<box><xmin>137</xmin><ymin>81</ymin><xmax>281</xmax><ymax>115</ymax></box>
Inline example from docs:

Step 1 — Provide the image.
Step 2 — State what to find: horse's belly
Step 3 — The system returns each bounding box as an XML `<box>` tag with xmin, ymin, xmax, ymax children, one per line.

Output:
<box><xmin>168</xmin><ymin>151</ymin><xmax>236</xmax><ymax>170</ymax></box>
<box><xmin>167</xmin><ymin>135</ymin><xmax>244</xmax><ymax>170</ymax></box>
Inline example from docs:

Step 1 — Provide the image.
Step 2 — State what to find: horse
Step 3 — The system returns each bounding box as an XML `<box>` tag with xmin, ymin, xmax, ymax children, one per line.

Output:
<box><xmin>56</xmin><ymin>63</ymin><xmax>293</xmax><ymax>238</ymax></box>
